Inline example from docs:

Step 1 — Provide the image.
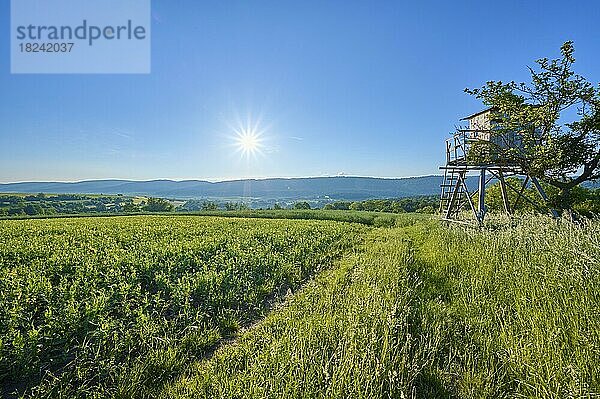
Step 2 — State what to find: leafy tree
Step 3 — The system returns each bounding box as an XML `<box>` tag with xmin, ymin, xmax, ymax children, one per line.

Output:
<box><xmin>123</xmin><ymin>203</ymin><xmax>140</xmax><ymax>212</ymax></box>
<box><xmin>201</xmin><ymin>201</ymin><xmax>219</xmax><ymax>211</ymax></box>
<box><xmin>273</xmin><ymin>203</ymin><xmax>283</xmax><ymax>210</ymax></box>
<box><xmin>485</xmin><ymin>177</ymin><xmax>543</xmax><ymax>213</ymax></box>
<box><xmin>349</xmin><ymin>201</ymin><xmax>364</xmax><ymax>211</ymax></box>
<box><xmin>293</xmin><ymin>201</ymin><xmax>311</xmax><ymax>210</ymax></box>
<box><xmin>224</xmin><ymin>202</ymin><xmax>249</xmax><ymax>211</ymax></box>
<box><xmin>390</xmin><ymin>201</ymin><xmax>405</xmax><ymax>213</ymax></box>
<box><xmin>323</xmin><ymin>201</ymin><xmax>351</xmax><ymax>210</ymax></box>
<box><xmin>24</xmin><ymin>204</ymin><xmax>43</xmax><ymax>215</ymax></box>
<box><xmin>573</xmin><ymin>188</ymin><xmax>600</xmax><ymax>216</ymax></box>
<box><xmin>334</xmin><ymin>201</ymin><xmax>351</xmax><ymax>210</ymax></box>
<box><xmin>485</xmin><ymin>177</ymin><xmax>600</xmax><ymax>216</ymax></box>
<box><xmin>465</xmin><ymin>41</ymin><xmax>600</xmax><ymax>211</ymax></box>
<box><xmin>143</xmin><ymin>197</ymin><xmax>174</xmax><ymax>212</ymax></box>
<box><xmin>8</xmin><ymin>208</ymin><xmax>25</xmax><ymax>216</ymax></box>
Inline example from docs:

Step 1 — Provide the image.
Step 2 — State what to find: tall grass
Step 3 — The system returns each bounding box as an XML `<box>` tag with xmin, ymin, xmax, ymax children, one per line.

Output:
<box><xmin>165</xmin><ymin>216</ymin><xmax>600</xmax><ymax>398</ymax></box>
<box><xmin>414</xmin><ymin>216</ymin><xmax>600</xmax><ymax>397</ymax></box>
<box><xmin>164</xmin><ymin>228</ymin><xmax>426</xmax><ymax>398</ymax></box>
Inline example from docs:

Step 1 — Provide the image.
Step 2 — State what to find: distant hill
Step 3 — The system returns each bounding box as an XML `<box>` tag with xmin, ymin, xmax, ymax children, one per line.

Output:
<box><xmin>8</xmin><ymin>176</ymin><xmax>597</xmax><ymax>202</ymax></box>
<box><xmin>0</xmin><ymin>176</ymin><xmax>467</xmax><ymax>200</ymax></box>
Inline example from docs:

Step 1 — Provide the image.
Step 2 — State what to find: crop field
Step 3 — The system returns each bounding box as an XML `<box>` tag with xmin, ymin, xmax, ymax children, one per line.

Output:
<box><xmin>1</xmin><ymin>213</ymin><xmax>599</xmax><ymax>398</ymax></box>
<box><xmin>0</xmin><ymin>216</ymin><xmax>364</xmax><ymax>398</ymax></box>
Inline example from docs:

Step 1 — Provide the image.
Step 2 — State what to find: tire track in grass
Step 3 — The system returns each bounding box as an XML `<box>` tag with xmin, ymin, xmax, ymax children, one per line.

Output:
<box><xmin>162</xmin><ymin>226</ymin><xmax>443</xmax><ymax>399</ymax></box>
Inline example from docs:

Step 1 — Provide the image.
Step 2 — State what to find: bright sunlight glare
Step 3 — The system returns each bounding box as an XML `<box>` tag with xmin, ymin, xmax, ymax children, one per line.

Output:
<box><xmin>232</xmin><ymin>124</ymin><xmax>265</xmax><ymax>158</ymax></box>
<box><xmin>237</xmin><ymin>131</ymin><xmax>260</xmax><ymax>153</ymax></box>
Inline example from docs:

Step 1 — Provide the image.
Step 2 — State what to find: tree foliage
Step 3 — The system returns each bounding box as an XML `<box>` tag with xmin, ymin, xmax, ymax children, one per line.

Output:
<box><xmin>325</xmin><ymin>197</ymin><xmax>437</xmax><ymax>214</ymax></box>
<box><xmin>201</xmin><ymin>201</ymin><xmax>219</xmax><ymax>211</ymax></box>
<box><xmin>0</xmin><ymin>194</ymin><xmax>136</xmax><ymax>216</ymax></box>
<box><xmin>294</xmin><ymin>201</ymin><xmax>311</xmax><ymax>210</ymax></box>
<box><xmin>143</xmin><ymin>197</ymin><xmax>174</xmax><ymax>212</ymax></box>
<box><xmin>224</xmin><ymin>202</ymin><xmax>249</xmax><ymax>211</ymax></box>
<box><xmin>465</xmin><ymin>41</ymin><xmax>600</xmax><ymax>210</ymax></box>
<box><xmin>484</xmin><ymin>178</ymin><xmax>600</xmax><ymax>216</ymax></box>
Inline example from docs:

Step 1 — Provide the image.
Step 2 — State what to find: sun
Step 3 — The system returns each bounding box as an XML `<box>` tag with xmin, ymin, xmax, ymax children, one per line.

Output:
<box><xmin>234</xmin><ymin>128</ymin><xmax>263</xmax><ymax>157</ymax></box>
<box><xmin>237</xmin><ymin>131</ymin><xmax>259</xmax><ymax>153</ymax></box>
<box><xmin>227</xmin><ymin>112</ymin><xmax>270</xmax><ymax>159</ymax></box>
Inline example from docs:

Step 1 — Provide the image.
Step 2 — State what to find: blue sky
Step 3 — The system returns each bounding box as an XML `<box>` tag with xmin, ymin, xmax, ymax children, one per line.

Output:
<box><xmin>1</xmin><ymin>0</ymin><xmax>599</xmax><ymax>182</ymax></box>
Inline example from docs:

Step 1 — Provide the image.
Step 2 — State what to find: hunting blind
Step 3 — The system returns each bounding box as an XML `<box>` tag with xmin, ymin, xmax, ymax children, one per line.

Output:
<box><xmin>439</xmin><ymin>108</ymin><xmax>557</xmax><ymax>225</ymax></box>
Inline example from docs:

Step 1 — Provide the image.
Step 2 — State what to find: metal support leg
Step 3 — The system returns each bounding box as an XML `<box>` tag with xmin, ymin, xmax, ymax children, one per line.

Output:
<box><xmin>477</xmin><ymin>168</ymin><xmax>486</xmax><ymax>223</ymax></box>
<box><xmin>531</xmin><ymin>177</ymin><xmax>560</xmax><ymax>218</ymax></box>
<box><xmin>512</xmin><ymin>176</ymin><xmax>530</xmax><ymax>210</ymax></box>
<box><xmin>498</xmin><ymin>171</ymin><xmax>511</xmax><ymax>214</ymax></box>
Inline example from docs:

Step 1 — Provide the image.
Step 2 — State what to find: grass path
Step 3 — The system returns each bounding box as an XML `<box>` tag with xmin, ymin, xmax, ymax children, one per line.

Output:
<box><xmin>164</xmin><ymin>217</ymin><xmax>600</xmax><ymax>398</ymax></box>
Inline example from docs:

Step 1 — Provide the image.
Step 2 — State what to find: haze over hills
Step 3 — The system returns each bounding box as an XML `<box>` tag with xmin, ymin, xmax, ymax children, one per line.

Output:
<box><xmin>0</xmin><ymin>176</ymin><xmax>458</xmax><ymax>200</ymax></box>
<box><xmin>2</xmin><ymin>176</ymin><xmax>596</xmax><ymax>201</ymax></box>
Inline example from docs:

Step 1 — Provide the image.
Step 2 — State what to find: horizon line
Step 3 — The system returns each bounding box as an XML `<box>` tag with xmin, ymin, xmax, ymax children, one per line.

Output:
<box><xmin>0</xmin><ymin>174</ymin><xmax>443</xmax><ymax>185</ymax></box>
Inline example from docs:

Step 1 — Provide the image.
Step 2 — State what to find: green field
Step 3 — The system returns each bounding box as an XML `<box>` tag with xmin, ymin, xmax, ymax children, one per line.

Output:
<box><xmin>1</xmin><ymin>214</ymin><xmax>599</xmax><ymax>398</ymax></box>
<box><xmin>0</xmin><ymin>209</ymin><xmax>428</xmax><ymax>228</ymax></box>
<box><xmin>164</xmin><ymin>216</ymin><xmax>600</xmax><ymax>398</ymax></box>
<box><xmin>0</xmin><ymin>216</ymin><xmax>364</xmax><ymax>397</ymax></box>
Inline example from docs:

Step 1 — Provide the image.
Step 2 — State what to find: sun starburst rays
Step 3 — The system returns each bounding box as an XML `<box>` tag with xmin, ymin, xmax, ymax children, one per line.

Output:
<box><xmin>231</xmin><ymin>118</ymin><xmax>267</xmax><ymax>159</ymax></box>
<box><xmin>235</xmin><ymin>129</ymin><xmax>262</xmax><ymax>156</ymax></box>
